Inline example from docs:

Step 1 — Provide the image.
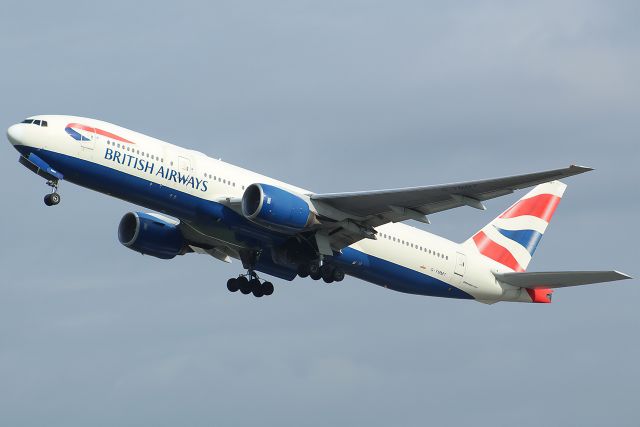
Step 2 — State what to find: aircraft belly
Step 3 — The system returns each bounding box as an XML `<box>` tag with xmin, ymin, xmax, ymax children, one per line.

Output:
<box><xmin>332</xmin><ymin>247</ymin><xmax>473</xmax><ymax>299</ymax></box>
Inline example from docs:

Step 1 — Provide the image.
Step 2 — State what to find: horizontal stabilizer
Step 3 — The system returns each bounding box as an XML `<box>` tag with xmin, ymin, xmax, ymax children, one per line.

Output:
<box><xmin>494</xmin><ymin>271</ymin><xmax>632</xmax><ymax>289</ymax></box>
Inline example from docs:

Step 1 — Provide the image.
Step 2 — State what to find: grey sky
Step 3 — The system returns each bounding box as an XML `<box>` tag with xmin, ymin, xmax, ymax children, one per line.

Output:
<box><xmin>1</xmin><ymin>1</ymin><xmax>638</xmax><ymax>426</ymax></box>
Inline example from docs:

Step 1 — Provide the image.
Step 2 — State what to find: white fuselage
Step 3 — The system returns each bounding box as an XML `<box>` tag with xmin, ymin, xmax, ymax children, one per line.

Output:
<box><xmin>7</xmin><ymin>115</ymin><xmax>535</xmax><ymax>303</ymax></box>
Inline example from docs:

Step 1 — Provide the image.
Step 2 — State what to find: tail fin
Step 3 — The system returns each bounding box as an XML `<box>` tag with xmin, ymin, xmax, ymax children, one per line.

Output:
<box><xmin>463</xmin><ymin>181</ymin><xmax>566</xmax><ymax>272</ymax></box>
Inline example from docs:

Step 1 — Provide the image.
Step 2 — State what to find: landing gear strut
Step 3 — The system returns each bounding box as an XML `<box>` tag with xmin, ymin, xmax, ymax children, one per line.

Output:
<box><xmin>226</xmin><ymin>271</ymin><xmax>274</xmax><ymax>298</ymax></box>
<box><xmin>43</xmin><ymin>180</ymin><xmax>61</xmax><ymax>207</ymax></box>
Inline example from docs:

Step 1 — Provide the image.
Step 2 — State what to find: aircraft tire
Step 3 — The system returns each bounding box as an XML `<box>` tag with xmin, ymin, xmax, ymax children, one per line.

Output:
<box><xmin>249</xmin><ymin>278</ymin><xmax>261</xmax><ymax>292</ymax></box>
<box><xmin>321</xmin><ymin>265</ymin><xmax>334</xmax><ymax>283</ymax></box>
<box><xmin>238</xmin><ymin>276</ymin><xmax>251</xmax><ymax>294</ymax></box>
<box><xmin>297</xmin><ymin>264</ymin><xmax>310</xmax><ymax>278</ymax></box>
<box><xmin>262</xmin><ymin>281</ymin><xmax>274</xmax><ymax>296</ymax></box>
<box><xmin>309</xmin><ymin>264</ymin><xmax>322</xmax><ymax>280</ymax></box>
<box><xmin>227</xmin><ymin>278</ymin><xmax>239</xmax><ymax>292</ymax></box>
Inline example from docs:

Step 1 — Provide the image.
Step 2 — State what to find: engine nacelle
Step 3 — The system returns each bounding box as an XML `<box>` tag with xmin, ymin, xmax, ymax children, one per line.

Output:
<box><xmin>242</xmin><ymin>183</ymin><xmax>316</xmax><ymax>231</ymax></box>
<box><xmin>118</xmin><ymin>212</ymin><xmax>186</xmax><ymax>259</ymax></box>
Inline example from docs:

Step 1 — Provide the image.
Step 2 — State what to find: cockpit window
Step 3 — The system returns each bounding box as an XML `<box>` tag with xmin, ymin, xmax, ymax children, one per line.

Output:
<box><xmin>20</xmin><ymin>119</ymin><xmax>48</xmax><ymax>127</ymax></box>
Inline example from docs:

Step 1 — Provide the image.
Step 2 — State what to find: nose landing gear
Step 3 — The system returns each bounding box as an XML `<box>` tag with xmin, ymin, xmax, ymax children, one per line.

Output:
<box><xmin>226</xmin><ymin>271</ymin><xmax>274</xmax><ymax>298</ymax></box>
<box><xmin>43</xmin><ymin>180</ymin><xmax>61</xmax><ymax>206</ymax></box>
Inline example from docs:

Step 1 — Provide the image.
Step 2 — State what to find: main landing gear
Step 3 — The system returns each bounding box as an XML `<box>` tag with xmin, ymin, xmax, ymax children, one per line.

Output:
<box><xmin>226</xmin><ymin>271</ymin><xmax>274</xmax><ymax>298</ymax></box>
<box><xmin>43</xmin><ymin>180</ymin><xmax>61</xmax><ymax>207</ymax></box>
<box><xmin>297</xmin><ymin>262</ymin><xmax>345</xmax><ymax>284</ymax></box>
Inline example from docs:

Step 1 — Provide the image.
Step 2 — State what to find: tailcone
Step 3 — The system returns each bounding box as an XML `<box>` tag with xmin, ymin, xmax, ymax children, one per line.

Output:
<box><xmin>526</xmin><ymin>288</ymin><xmax>553</xmax><ymax>303</ymax></box>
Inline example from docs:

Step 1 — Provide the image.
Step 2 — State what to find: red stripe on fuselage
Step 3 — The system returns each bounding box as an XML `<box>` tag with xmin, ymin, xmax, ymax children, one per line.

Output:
<box><xmin>472</xmin><ymin>231</ymin><xmax>524</xmax><ymax>272</ymax></box>
<box><xmin>500</xmin><ymin>193</ymin><xmax>560</xmax><ymax>222</ymax></box>
<box><xmin>67</xmin><ymin>123</ymin><xmax>135</xmax><ymax>144</ymax></box>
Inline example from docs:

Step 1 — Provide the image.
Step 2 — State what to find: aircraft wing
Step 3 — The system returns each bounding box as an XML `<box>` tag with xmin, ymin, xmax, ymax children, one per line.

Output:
<box><xmin>494</xmin><ymin>271</ymin><xmax>632</xmax><ymax>289</ymax></box>
<box><xmin>311</xmin><ymin>165</ymin><xmax>592</xmax><ymax>251</ymax></box>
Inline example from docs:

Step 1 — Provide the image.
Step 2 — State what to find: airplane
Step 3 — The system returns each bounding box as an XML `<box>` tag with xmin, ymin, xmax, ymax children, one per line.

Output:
<box><xmin>6</xmin><ymin>115</ymin><xmax>631</xmax><ymax>303</ymax></box>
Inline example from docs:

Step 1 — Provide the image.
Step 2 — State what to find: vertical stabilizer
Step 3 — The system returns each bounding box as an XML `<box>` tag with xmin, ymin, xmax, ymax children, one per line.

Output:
<box><xmin>463</xmin><ymin>181</ymin><xmax>567</xmax><ymax>272</ymax></box>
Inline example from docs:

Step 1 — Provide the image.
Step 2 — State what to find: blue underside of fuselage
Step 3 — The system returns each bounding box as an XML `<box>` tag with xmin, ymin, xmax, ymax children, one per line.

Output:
<box><xmin>15</xmin><ymin>145</ymin><xmax>473</xmax><ymax>300</ymax></box>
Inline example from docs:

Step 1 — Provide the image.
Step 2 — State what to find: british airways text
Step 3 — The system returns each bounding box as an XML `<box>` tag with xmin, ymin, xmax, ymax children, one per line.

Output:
<box><xmin>104</xmin><ymin>148</ymin><xmax>208</xmax><ymax>192</ymax></box>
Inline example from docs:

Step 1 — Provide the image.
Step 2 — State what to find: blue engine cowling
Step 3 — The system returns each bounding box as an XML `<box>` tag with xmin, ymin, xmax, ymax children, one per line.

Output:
<box><xmin>241</xmin><ymin>183</ymin><xmax>315</xmax><ymax>231</ymax></box>
<box><xmin>118</xmin><ymin>212</ymin><xmax>186</xmax><ymax>259</ymax></box>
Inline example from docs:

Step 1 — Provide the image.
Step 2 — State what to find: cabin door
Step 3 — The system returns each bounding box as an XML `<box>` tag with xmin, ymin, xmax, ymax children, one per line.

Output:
<box><xmin>452</xmin><ymin>252</ymin><xmax>467</xmax><ymax>285</ymax></box>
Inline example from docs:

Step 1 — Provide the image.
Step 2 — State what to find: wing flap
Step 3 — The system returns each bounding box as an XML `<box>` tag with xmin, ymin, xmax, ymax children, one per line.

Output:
<box><xmin>494</xmin><ymin>271</ymin><xmax>632</xmax><ymax>289</ymax></box>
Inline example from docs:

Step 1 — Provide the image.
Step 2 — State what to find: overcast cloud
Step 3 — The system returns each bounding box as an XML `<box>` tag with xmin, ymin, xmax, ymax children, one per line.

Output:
<box><xmin>0</xmin><ymin>1</ymin><xmax>638</xmax><ymax>426</ymax></box>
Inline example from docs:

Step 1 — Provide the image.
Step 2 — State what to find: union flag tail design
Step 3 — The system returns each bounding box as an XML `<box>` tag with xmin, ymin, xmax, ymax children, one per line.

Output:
<box><xmin>464</xmin><ymin>181</ymin><xmax>566</xmax><ymax>272</ymax></box>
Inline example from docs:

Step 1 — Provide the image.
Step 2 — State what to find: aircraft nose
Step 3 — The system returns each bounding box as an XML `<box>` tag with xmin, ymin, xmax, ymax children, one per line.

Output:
<box><xmin>7</xmin><ymin>124</ymin><xmax>23</xmax><ymax>146</ymax></box>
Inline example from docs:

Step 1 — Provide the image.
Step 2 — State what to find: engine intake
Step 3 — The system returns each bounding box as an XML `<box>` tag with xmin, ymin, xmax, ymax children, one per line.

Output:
<box><xmin>118</xmin><ymin>212</ymin><xmax>185</xmax><ymax>259</ymax></box>
<box><xmin>242</xmin><ymin>183</ymin><xmax>315</xmax><ymax>231</ymax></box>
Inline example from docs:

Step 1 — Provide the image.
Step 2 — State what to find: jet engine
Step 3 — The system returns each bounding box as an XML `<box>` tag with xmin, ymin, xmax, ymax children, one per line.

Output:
<box><xmin>241</xmin><ymin>183</ymin><xmax>316</xmax><ymax>231</ymax></box>
<box><xmin>118</xmin><ymin>212</ymin><xmax>186</xmax><ymax>259</ymax></box>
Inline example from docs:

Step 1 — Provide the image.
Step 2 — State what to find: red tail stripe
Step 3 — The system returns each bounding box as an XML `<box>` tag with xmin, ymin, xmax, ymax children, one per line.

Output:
<box><xmin>472</xmin><ymin>231</ymin><xmax>524</xmax><ymax>272</ymax></box>
<box><xmin>499</xmin><ymin>193</ymin><xmax>561</xmax><ymax>222</ymax></box>
<box><xmin>68</xmin><ymin>123</ymin><xmax>135</xmax><ymax>144</ymax></box>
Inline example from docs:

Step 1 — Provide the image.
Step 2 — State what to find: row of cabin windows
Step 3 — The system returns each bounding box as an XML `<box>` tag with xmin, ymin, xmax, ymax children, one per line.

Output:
<box><xmin>107</xmin><ymin>139</ymin><xmax>247</xmax><ymax>192</ymax></box>
<box><xmin>203</xmin><ymin>172</ymin><xmax>239</xmax><ymax>188</ymax></box>
<box><xmin>21</xmin><ymin>119</ymin><xmax>48</xmax><ymax>127</ymax></box>
<box><xmin>106</xmin><ymin>140</ymin><xmax>164</xmax><ymax>163</ymax></box>
<box><xmin>378</xmin><ymin>232</ymin><xmax>449</xmax><ymax>260</ymax></box>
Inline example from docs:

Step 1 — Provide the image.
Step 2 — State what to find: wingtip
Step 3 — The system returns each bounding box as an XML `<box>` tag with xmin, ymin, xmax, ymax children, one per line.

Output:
<box><xmin>569</xmin><ymin>164</ymin><xmax>595</xmax><ymax>173</ymax></box>
<box><xmin>613</xmin><ymin>271</ymin><xmax>633</xmax><ymax>280</ymax></box>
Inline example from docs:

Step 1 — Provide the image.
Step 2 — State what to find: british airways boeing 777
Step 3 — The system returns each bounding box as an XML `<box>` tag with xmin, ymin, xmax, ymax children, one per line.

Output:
<box><xmin>6</xmin><ymin>115</ymin><xmax>631</xmax><ymax>303</ymax></box>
